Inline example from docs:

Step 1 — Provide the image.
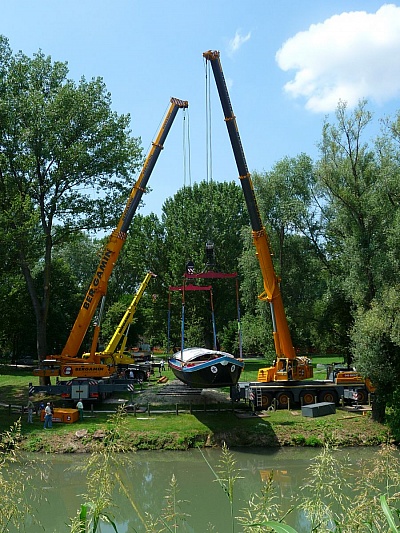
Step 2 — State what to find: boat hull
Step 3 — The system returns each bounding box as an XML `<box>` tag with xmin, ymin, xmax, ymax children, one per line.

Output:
<box><xmin>168</xmin><ymin>351</ymin><xmax>244</xmax><ymax>388</ymax></box>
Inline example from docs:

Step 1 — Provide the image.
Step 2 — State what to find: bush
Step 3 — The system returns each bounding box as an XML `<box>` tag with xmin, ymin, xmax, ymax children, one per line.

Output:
<box><xmin>305</xmin><ymin>435</ymin><xmax>322</xmax><ymax>447</ymax></box>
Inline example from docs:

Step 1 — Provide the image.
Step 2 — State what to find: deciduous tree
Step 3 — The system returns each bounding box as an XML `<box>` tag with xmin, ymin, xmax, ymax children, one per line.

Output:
<box><xmin>162</xmin><ymin>180</ymin><xmax>247</xmax><ymax>351</ymax></box>
<box><xmin>317</xmin><ymin>100</ymin><xmax>400</xmax><ymax>420</ymax></box>
<box><xmin>0</xmin><ymin>36</ymin><xmax>142</xmax><ymax>361</ymax></box>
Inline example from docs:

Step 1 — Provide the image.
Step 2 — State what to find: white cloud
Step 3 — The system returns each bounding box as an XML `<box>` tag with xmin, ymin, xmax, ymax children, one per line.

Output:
<box><xmin>276</xmin><ymin>4</ymin><xmax>400</xmax><ymax>112</ymax></box>
<box><xmin>228</xmin><ymin>30</ymin><xmax>251</xmax><ymax>56</ymax></box>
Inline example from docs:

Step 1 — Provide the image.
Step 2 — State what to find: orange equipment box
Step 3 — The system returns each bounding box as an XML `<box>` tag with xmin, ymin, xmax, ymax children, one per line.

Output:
<box><xmin>40</xmin><ymin>408</ymin><xmax>79</xmax><ymax>424</ymax></box>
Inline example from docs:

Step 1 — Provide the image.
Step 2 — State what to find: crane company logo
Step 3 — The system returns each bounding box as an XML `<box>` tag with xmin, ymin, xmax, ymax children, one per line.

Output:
<box><xmin>62</xmin><ymin>366</ymin><xmax>104</xmax><ymax>375</ymax></box>
<box><xmin>73</xmin><ymin>366</ymin><xmax>104</xmax><ymax>372</ymax></box>
<box><xmin>83</xmin><ymin>248</ymin><xmax>113</xmax><ymax>310</ymax></box>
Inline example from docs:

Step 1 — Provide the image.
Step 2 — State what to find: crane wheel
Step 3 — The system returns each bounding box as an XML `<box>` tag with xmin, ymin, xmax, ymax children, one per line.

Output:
<box><xmin>318</xmin><ymin>390</ymin><xmax>338</xmax><ymax>404</ymax></box>
<box><xmin>300</xmin><ymin>391</ymin><xmax>316</xmax><ymax>405</ymax></box>
<box><xmin>261</xmin><ymin>393</ymin><xmax>273</xmax><ymax>408</ymax></box>
<box><xmin>354</xmin><ymin>389</ymin><xmax>367</xmax><ymax>404</ymax></box>
<box><xmin>276</xmin><ymin>392</ymin><xmax>293</xmax><ymax>409</ymax></box>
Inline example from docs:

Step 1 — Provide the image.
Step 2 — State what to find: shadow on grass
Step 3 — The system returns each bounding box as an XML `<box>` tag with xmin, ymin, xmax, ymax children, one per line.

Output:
<box><xmin>0</xmin><ymin>384</ymin><xmax>29</xmax><ymax>405</ymax></box>
<box><xmin>193</xmin><ymin>410</ymin><xmax>281</xmax><ymax>447</ymax></box>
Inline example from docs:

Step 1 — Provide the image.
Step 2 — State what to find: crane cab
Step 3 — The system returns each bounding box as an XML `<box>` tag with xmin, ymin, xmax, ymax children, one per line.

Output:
<box><xmin>257</xmin><ymin>357</ymin><xmax>313</xmax><ymax>383</ymax></box>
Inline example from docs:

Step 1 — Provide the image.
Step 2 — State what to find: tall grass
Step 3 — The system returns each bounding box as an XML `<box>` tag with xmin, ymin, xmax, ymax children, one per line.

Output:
<box><xmin>1</xmin><ymin>410</ymin><xmax>400</xmax><ymax>532</ymax></box>
<box><xmin>76</xmin><ymin>428</ymin><xmax>400</xmax><ymax>532</ymax></box>
<box><xmin>0</xmin><ymin>420</ymin><xmax>46</xmax><ymax>532</ymax></box>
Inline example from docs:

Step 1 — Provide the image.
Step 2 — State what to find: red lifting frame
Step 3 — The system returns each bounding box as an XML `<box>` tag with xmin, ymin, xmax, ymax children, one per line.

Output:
<box><xmin>167</xmin><ymin>271</ymin><xmax>242</xmax><ymax>356</ymax></box>
<box><xmin>184</xmin><ymin>272</ymin><xmax>237</xmax><ymax>279</ymax></box>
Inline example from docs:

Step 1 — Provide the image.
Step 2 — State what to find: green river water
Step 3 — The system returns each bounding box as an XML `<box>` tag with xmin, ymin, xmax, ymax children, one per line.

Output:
<box><xmin>10</xmin><ymin>446</ymin><xmax>391</xmax><ymax>532</ymax></box>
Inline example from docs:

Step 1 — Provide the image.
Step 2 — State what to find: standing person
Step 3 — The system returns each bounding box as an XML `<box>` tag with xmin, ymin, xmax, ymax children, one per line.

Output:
<box><xmin>43</xmin><ymin>402</ymin><xmax>53</xmax><ymax>429</ymax></box>
<box><xmin>76</xmin><ymin>399</ymin><xmax>84</xmax><ymax>421</ymax></box>
<box><xmin>160</xmin><ymin>359</ymin><xmax>165</xmax><ymax>372</ymax></box>
<box><xmin>129</xmin><ymin>369</ymin><xmax>134</xmax><ymax>380</ymax></box>
<box><xmin>26</xmin><ymin>397</ymin><xmax>34</xmax><ymax>423</ymax></box>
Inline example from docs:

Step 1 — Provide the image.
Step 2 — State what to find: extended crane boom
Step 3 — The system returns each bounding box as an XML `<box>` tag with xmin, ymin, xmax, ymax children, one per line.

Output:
<box><xmin>34</xmin><ymin>98</ymin><xmax>187</xmax><ymax>382</ymax></box>
<box><xmin>104</xmin><ymin>272</ymin><xmax>156</xmax><ymax>357</ymax></box>
<box><xmin>61</xmin><ymin>98</ymin><xmax>188</xmax><ymax>362</ymax></box>
<box><xmin>203</xmin><ymin>50</ymin><xmax>312</xmax><ymax>382</ymax></box>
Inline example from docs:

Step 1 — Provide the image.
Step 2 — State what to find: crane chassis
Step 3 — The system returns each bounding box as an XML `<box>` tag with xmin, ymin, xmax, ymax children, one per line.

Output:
<box><xmin>231</xmin><ymin>377</ymin><xmax>371</xmax><ymax>410</ymax></box>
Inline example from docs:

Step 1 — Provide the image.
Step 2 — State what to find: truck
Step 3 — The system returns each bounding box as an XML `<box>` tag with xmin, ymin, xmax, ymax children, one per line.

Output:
<box><xmin>128</xmin><ymin>343</ymin><xmax>153</xmax><ymax>363</ymax></box>
<box><xmin>203</xmin><ymin>50</ymin><xmax>373</xmax><ymax>409</ymax></box>
<box><xmin>30</xmin><ymin>98</ymin><xmax>188</xmax><ymax>400</ymax></box>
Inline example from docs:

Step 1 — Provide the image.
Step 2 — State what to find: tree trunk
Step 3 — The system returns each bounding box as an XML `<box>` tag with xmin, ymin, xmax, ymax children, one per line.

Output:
<box><xmin>371</xmin><ymin>394</ymin><xmax>386</xmax><ymax>423</ymax></box>
<box><xmin>18</xmin><ymin>246</ymin><xmax>51</xmax><ymax>386</ymax></box>
<box><xmin>36</xmin><ymin>312</ymin><xmax>51</xmax><ymax>385</ymax></box>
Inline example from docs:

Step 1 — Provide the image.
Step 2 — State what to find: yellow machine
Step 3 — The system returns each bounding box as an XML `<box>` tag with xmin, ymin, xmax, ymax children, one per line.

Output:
<box><xmin>91</xmin><ymin>272</ymin><xmax>156</xmax><ymax>367</ymax></box>
<box><xmin>34</xmin><ymin>98</ymin><xmax>188</xmax><ymax>381</ymax></box>
<box><xmin>203</xmin><ymin>50</ymin><xmax>312</xmax><ymax>383</ymax></box>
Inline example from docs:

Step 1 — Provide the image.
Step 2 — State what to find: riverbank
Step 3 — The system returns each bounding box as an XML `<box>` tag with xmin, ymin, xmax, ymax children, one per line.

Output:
<box><xmin>15</xmin><ymin>409</ymin><xmax>390</xmax><ymax>453</ymax></box>
<box><xmin>0</xmin><ymin>370</ymin><xmax>393</xmax><ymax>452</ymax></box>
<box><xmin>13</xmin><ymin>383</ymin><xmax>391</xmax><ymax>452</ymax></box>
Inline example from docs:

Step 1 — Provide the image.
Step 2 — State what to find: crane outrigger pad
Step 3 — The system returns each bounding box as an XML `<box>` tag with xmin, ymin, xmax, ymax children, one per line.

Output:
<box><xmin>302</xmin><ymin>402</ymin><xmax>336</xmax><ymax>418</ymax></box>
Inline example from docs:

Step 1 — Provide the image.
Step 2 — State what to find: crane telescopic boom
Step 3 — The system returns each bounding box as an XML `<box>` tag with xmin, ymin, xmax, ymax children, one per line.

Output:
<box><xmin>59</xmin><ymin>98</ymin><xmax>188</xmax><ymax>363</ymax></box>
<box><xmin>203</xmin><ymin>50</ymin><xmax>312</xmax><ymax>382</ymax></box>
<box><xmin>104</xmin><ymin>272</ymin><xmax>156</xmax><ymax>357</ymax></box>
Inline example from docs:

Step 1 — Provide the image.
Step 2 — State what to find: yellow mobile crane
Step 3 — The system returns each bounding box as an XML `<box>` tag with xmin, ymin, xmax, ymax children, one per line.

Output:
<box><xmin>32</xmin><ymin>98</ymin><xmax>188</xmax><ymax>392</ymax></box>
<box><xmin>203</xmin><ymin>50</ymin><xmax>313</xmax><ymax>384</ymax></box>
<box><xmin>102</xmin><ymin>272</ymin><xmax>156</xmax><ymax>368</ymax></box>
<box><xmin>204</xmin><ymin>51</ymin><xmax>372</xmax><ymax>408</ymax></box>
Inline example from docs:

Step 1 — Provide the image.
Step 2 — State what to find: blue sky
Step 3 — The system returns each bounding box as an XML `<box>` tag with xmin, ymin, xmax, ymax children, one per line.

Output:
<box><xmin>2</xmin><ymin>1</ymin><xmax>400</xmax><ymax>218</ymax></box>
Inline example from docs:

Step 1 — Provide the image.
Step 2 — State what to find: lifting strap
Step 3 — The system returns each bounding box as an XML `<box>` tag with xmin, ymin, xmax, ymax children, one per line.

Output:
<box><xmin>168</xmin><ymin>284</ymin><xmax>216</xmax><ymax>351</ymax></box>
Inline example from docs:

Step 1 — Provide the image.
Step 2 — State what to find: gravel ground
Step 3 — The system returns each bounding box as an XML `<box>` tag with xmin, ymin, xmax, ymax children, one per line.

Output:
<box><xmin>125</xmin><ymin>379</ymin><xmax>233</xmax><ymax>406</ymax></box>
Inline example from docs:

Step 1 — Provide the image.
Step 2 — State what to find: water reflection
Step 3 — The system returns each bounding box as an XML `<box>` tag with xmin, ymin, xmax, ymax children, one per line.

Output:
<box><xmin>11</xmin><ymin>446</ymin><xmax>389</xmax><ymax>532</ymax></box>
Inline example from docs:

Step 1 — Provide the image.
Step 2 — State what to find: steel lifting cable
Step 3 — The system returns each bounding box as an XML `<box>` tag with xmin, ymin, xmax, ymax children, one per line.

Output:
<box><xmin>180</xmin><ymin>104</ymin><xmax>191</xmax><ymax>224</ymax></box>
<box><xmin>182</xmin><ymin>103</ymin><xmax>191</xmax><ymax>189</ymax></box>
<box><xmin>167</xmin><ymin>105</ymin><xmax>191</xmax><ymax>355</ymax></box>
<box><xmin>181</xmin><ymin>90</ymin><xmax>194</xmax><ymax>263</ymax></box>
<box><xmin>209</xmin><ymin>288</ymin><xmax>218</xmax><ymax>350</ymax></box>
<box><xmin>167</xmin><ymin>290</ymin><xmax>172</xmax><ymax>354</ymax></box>
<box><xmin>204</xmin><ymin>56</ymin><xmax>213</xmax><ymax>186</ymax></box>
<box><xmin>236</xmin><ymin>277</ymin><xmax>243</xmax><ymax>357</ymax></box>
<box><xmin>204</xmin><ymin>57</ymin><xmax>215</xmax><ymax>252</ymax></box>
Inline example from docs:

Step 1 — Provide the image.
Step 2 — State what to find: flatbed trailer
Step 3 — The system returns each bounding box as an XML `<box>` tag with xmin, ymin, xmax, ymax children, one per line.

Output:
<box><xmin>28</xmin><ymin>376</ymin><xmax>142</xmax><ymax>402</ymax></box>
<box><xmin>231</xmin><ymin>380</ymin><xmax>371</xmax><ymax>409</ymax></box>
<box><xmin>28</xmin><ymin>360</ymin><xmax>163</xmax><ymax>402</ymax></box>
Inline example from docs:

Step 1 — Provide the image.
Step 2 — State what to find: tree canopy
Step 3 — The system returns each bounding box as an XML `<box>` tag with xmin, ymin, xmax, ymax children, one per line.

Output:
<box><xmin>0</xmin><ymin>36</ymin><xmax>142</xmax><ymax>360</ymax></box>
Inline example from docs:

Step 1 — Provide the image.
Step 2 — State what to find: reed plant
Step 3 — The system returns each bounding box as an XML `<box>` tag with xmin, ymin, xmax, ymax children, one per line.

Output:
<box><xmin>138</xmin><ymin>441</ymin><xmax>400</xmax><ymax>532</ymax></box>
<box><xmin>144</xmin><ymin>474</ymin><xmax>191</xmax><ymax>532</ymax></box>
<box><xmin>68</xmin><ymin>405</ymin><xmax>131</xmax><ymax>533</ymax></box>
<box><xmin>297</xmin><ymin>441</ymin><xmax>400</xmax><ymax>532</ymax></box>
<box><xmin>1</xmin><ymin>410</ymin><xmax>400</xmax><ymax>532</ymax></box>
<box><xmin>0</xmin><ymin>419</ymin><xmax>46</xmax><ymax>532</ymax></box>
